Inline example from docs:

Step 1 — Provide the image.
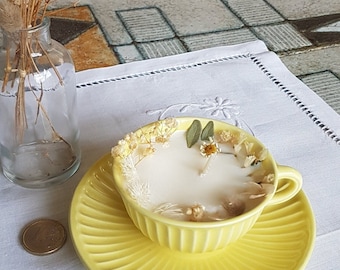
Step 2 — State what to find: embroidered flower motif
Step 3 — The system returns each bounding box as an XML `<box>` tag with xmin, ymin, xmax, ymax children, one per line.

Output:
<box><xmin>200</xmin><ymin>97</ymin><xmax>240</xmax><ymax>119</ymax></box>
<box><xmin>146</xmin><ymin>96</ymin><xmax>242</xmax><ymax>126</ymax></box>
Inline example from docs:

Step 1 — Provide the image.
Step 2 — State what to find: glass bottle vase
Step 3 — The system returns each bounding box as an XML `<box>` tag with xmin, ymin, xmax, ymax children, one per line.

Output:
<box><xmin>0</xmin><ymin>18</ymin><xmax>81</xmax><ymax>188</ymax></box>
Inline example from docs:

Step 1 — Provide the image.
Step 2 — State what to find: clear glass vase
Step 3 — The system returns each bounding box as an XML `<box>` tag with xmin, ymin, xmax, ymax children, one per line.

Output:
<box><xmin>0</xmin><ymin>18</ymin><xmax>81</xmax><ymax>188</ymax></box>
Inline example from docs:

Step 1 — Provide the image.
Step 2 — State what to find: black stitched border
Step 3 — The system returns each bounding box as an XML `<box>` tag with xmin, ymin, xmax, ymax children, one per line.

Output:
<box><xmin>76</xmin><ymin>54</ymin><xmax>340</xmax><ymax>145</ymax></box>
<box><xmin>75</xmin><ymin>54</ymin><xmax>248</xmax><ymax>89</ymax></box>
<box><xmin>250</xmin><ymin>55</ymin><xmax>340</xmax><ymax>145</ymax></box>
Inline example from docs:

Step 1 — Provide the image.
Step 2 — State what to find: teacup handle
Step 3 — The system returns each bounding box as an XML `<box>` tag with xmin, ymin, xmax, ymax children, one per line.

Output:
<box><xmin>268</xmin><ymin>165</ymin><xmax>303</xmax><ymax>205</ymax></box>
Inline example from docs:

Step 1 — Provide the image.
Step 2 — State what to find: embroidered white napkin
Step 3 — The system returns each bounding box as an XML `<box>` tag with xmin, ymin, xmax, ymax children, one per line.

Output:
<box><xmin>76</xmin><ymin>40</ymin><xmax>340</xmax><ymax>270</ymax></box>
<box><xmin>1</xmin><ymin>40</ymin><xmax>339</xmax><ymax>269</ymax></box>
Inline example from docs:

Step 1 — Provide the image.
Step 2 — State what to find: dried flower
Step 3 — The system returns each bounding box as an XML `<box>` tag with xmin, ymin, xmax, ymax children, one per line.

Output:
<box><xmin>243</xmin><ymin>155</ymin><xmax>257</xmax><ymax>168</ymax></box>
<box><xmin>244</xmin><ymin>141</ymin><xmax>254</xmax><ymax>154</ymax></box>
<box><xmin>142</xmin><ymin>145</ymin><xmax>155</xmax><ymax>157</ymax></box>
<box><xmin>262</xmin><ymin>173</ymin><xmax>274</xmax><ymax>183</ymax></box>
<box><xmin>113</xmin><ymin>119</ymin><xmax>275</xmax><ymax>223</ymax></box>
<box><xmin>121</xmin><ymin>156</ymin><xmax>150</xmax><ymax>208</ymax></box>
<box><xmin>233</xmin><ymin>132</ymin><xmax>248</xmax><ymax>155</ymax></box>
<box><xmin>111</xmin><ymin>119</ymin><xmax>178</xmax><ymax>162</ymax></box>
<box><xmin>124</xmin><ymin>132</ymin><xmax>139</xmax><ymax>151</ymax></box>
<box><xmin>242</xmin><ymin>181</ymin><xmax>275</xmax><ymax>199</ymax></box>
<box><xmin>243</xmin><ymin>147</ymin><xmax>268</xmax><ymax>168</ymax></box>
<box><xmin>199</xmin><ymin>137</ymin><xmax>221</xmax><ymax>176</ymax></box>
<box><xmin>222</xmin><ymin>195</ymin><xmax>246</xmax><ymax>217</ymax></box>
<box><xmin>200</xmin><ymin>137</ymin><xmax>220</xmax><ymax>157</ymax></box>
<box><xmin>186</xmin><ymin>204</ymin><xmax>205</xmax><ymax>221</ymax></box>
<box><xmin>153</xmin><ymin>202</ymin><xmax>184</xmax><ymax>218</ymax></box>
<box><xmin>217</xmin><ymin>130</ymin><xmax>234</xmax><ymax>143</ymax></box>
<box><xmin>257</xmin><ymin>148</ymin><xmax>268</xmax><ymax>161</ymax></box>
<box><xmin>154</xmin><ymin>121</ymin><xmax>177</xmax><ymax>144</ymax></box>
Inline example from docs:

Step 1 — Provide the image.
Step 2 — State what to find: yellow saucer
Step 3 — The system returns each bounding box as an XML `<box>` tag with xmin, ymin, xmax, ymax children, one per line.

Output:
<box><xmin>70</xmin><ymin>154</ymin><xmax>315</xmax><ymax>270</ymax></box>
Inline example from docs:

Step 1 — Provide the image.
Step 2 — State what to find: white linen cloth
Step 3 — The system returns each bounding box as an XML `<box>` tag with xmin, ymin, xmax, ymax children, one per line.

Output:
<box><xmin>1</xmin><ymin>40</ymin><xmax>339</xmax><ymax>269</ymax></box>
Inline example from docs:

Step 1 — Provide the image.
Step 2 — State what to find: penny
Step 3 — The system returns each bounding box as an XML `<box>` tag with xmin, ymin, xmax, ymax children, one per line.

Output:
<box><xmin>21</xmin><ymin>219</ymin><xmax>67</xmax><ymax>255</ymax></box>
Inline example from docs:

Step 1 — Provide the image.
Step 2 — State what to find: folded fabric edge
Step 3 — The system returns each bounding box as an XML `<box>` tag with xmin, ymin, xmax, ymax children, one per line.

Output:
<box><xmin>75</xmin><ymin>40</ymin><xmax>268</xmax><ymax>85</ymax></box>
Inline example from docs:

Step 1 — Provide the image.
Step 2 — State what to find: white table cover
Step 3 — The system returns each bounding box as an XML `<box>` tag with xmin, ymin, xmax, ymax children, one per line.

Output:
<box><xmin>1</xmin><ymin>40</ymin><xmax>339</xmax><ymax>269</ymax></box>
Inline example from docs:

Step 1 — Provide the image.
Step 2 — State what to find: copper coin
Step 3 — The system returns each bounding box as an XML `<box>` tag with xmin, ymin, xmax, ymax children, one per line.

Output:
<box><xmin>21</xmin><ymin>219</ymin><xmax>67</xmax><ymax>255</ymax></box>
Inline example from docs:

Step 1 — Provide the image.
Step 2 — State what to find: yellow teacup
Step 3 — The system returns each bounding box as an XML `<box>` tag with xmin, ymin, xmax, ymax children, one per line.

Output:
<box><xmin>112</xmin><ymin>117</ymin><xmax>302</xmax><ymax>253</ymax></box>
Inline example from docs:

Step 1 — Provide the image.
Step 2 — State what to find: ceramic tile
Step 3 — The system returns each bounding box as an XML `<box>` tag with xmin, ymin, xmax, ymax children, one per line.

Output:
<box><xmin>182</xmin><ymin>29</ymin><xmax>258</xmax><ymax>51</ymax></box>
<box><xmin>266</xmin><ymin>0</ymin><xmax>340</xmax><ymax>20</ymax></box>
<box><xmin>9</xmin><ymin>0</ymin><xmax>339</xmax><ymax>112</ymax></box>
<box><xmin>46</xmin><ymin>5</ymin><xmax>119</xmax><ymax>71</ymax></box>
<box><xmin>280</xmin><ymin>45</ymin><xmax>340</xmax><ymax>78</ymax></box>
<box><xmin>46</xmin><ymin>5</ymin><xmax>94</xmax><ymax>21</ymax></box>
<box><xmin>137</xmin><ymin>39</ymin><xmax>187</xmax><ymax>59</ymax></box>
<box><xmin>291</xmin><ymin>14</ymin><xmax>340</xmax><ymax>46</ymax></box>
<box><xmin>223</xmin><ymin>0</ymin><xmax>284</xmax><ymax>26</ymax></box>
<box><xmin>114</xmin><ymin>45</ymin><xmax>144</xmax><ymax>63</ymax></box>
<box><xmin>89</xmin><ymin>0</ymin><xmax>244</xmax><ymax>44</ymax></box>
<box><xmin>253</xmin><ymin>23</ymin><xmax>313</xmax><ymax>51</ymax></box>
<box><xmin>50</xmin><ymin>18</ymin><xmax>95</xmax><ymax>44</ymax></box>
<box><xmin>65</xmin><ymin>25</ymin><xmax>118</xmax><ymax>71</ymax></box>
<box><xmin>117</xmin><ymin>8</ymin><xmax>175</xmax><ymax>42</ymax></box>
<box><xmin>300</xmin><ymin>71</ymin><xmax>340</xmax><ymax>114</ymax></box>
<box><xmin>154</xmin><ymin>0</ymin><xmax>244</xmax><ymax>36</ymax></box>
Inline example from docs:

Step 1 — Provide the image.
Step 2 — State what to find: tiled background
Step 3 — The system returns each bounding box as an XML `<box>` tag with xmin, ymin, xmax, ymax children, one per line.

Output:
<box><xmin>1</xmin><ymin>0</ymin><xmax>339</xmax><ymax>113</ymax></box>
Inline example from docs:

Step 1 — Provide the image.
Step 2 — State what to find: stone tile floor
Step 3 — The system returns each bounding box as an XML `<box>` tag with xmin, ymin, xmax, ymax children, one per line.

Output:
<box><xmin>1</xmin><ymin>0</ymin><xmax>339</xmax><ymax>113</ymax></box>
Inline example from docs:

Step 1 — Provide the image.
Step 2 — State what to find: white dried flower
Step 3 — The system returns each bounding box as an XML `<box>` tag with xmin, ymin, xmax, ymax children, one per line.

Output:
<box><xmin>243</xmin><ymin>155</ymin><xmax>257</xmax><ymax>168</ymax></box>
<box><xmin>200</xmin><ymin>138</ymin><xmax>220</xmax><ymax>157</ymax></box>
<box><xmin>122</xmin><ymin>156</ymin><xmax>151</xmax><ymax>208</ymax></box>
<box><xmin>258</xmin><ymin>148</ymin><xmax>268</xmax><ymax>161</ymax></box>
<box><xmin>244</xmin><ymin>141</ymin><xmax>254</xmax><ymax>155</ymax></box>
<box><xmin>153</xmin><ymin>202</ymin><xmax>184</xmax><ymax>218</ymax></box>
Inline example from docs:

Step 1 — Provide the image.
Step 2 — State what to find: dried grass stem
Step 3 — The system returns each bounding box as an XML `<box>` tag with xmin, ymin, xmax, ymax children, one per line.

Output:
<box><xmin>0</xmin><ymin>0</ymin><xmax>71</xmax><ymax>143</ymax></box>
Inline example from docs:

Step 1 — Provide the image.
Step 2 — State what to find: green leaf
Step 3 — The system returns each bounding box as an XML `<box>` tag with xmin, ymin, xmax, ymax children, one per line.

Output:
<box><xmin>201</xmin><ymin>121</ymin><xmax>214</xmax><ymax>141</ymax></box>
<box><xmin>186</xmin><ymin>120</ymin><xmax>202</xmax><ymax>148</ymax></box>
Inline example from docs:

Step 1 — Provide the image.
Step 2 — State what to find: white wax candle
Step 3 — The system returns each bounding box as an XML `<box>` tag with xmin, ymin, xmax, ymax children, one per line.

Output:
<box><xmin>135</xmin><ymin>131</ymin><xmax>257</xmax><ymax>217</ymax></box>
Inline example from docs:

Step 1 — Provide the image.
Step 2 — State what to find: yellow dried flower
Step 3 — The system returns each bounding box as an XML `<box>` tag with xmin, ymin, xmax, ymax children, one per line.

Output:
<box><xmin>186</xmin><ymin>204</ymin><xmax>205</xmax><ymax>221</ymax></box>
<box><xmin>111</xmin><ymin>140</ymin><xmax>129</xmax><ymax>158</ymax></box>
<box><xmin>142</xmin><ymin>145</ymin><xmax>155</xmax><ymax>157</ymax></box>
<box><xmin>263</xmin><ymin>173</ymin><xmax>274</xmax><ymax>183</ymax></box>
<box><xmin>217</xmin><ymin>130</ymin><xmax>233</xmax><ymax>143</ymax></box>
<box><xmin>153</xmin><ymin>118</ymin><xmax>177</xmax><ymax>144</ymax></box>
<box><xmin>164</xmin><ymin>117</ymin><xmax>178</xmax><ymax>129</ymax></box>
<box><xmin>155</xmin><ymin>134</ymin><xmax>170</xmax><ymax>144</ymax></box>
<box><xmin>124</xmin><ymin>132</ymin><xmax>138</xmax><ymax>151</ymax></box>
